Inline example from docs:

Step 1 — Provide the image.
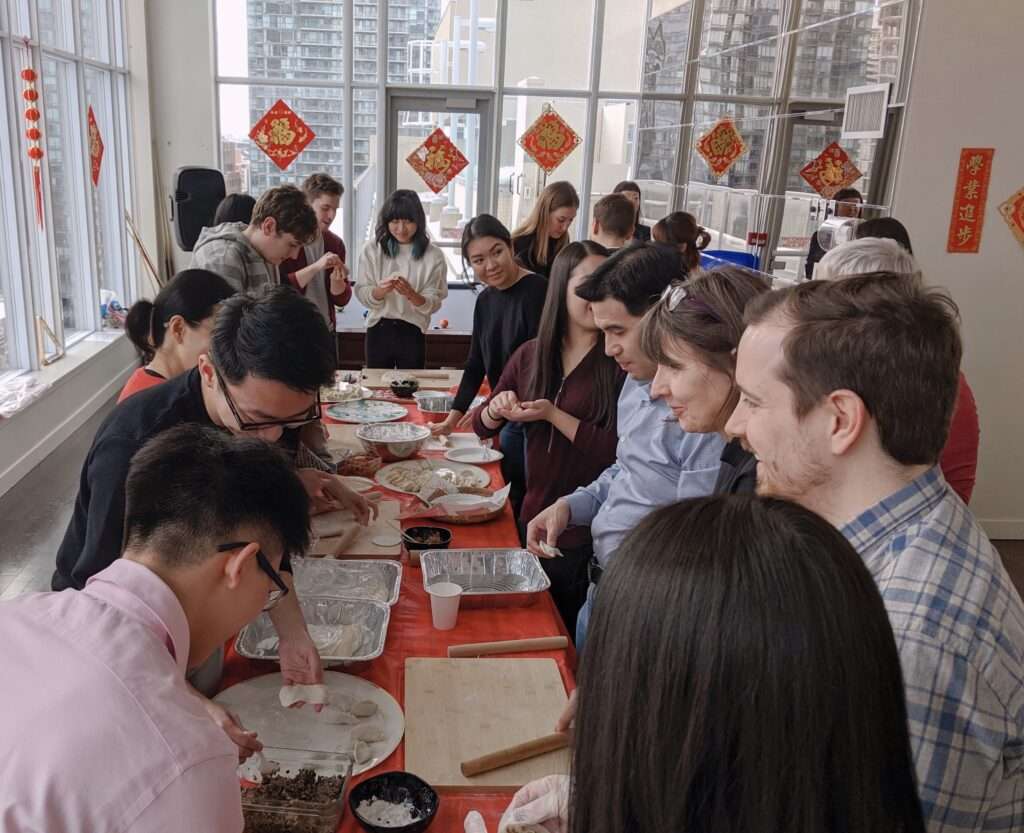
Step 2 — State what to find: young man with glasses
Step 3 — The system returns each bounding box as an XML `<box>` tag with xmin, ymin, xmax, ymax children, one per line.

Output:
<box><xmin>1</xmin><ymin>424</ymin><xmax>310</xmax><ymax>832</ymax></box>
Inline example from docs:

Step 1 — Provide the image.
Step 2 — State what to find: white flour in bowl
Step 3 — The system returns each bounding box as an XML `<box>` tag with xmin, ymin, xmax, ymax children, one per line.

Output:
<box><xmin>355</xmin><ymin>798</ymin><xmax>420</xmax><ymax>826</ymax></box>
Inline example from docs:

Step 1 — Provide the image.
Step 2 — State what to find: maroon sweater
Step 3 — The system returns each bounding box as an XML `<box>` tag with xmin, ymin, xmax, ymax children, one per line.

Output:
<box><xmin>279</xmin><ymin>228</ymin><xmax>351</xmax><ymax>329</ymax></box>
<box><xmin>472</xmin><ymin>339</ymin><xmax>624</xmax><ymax>548</ymax></box>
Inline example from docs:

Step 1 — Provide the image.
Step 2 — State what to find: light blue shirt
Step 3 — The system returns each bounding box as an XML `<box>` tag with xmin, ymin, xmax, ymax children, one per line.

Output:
<box><xmin>563</xmin><ymin>376</ymin><xmax>724</xmax><ymax>567</ymax></box>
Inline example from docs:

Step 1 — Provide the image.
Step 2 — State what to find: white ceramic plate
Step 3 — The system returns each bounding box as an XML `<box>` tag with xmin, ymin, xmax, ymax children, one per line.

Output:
<box><xmin>327</xmin><ymin>401</ymin><xmax>409</xmax><ymax>424</ymax></box>
<box><xmin>375</xmin><ymin>459</ymin><xmax>491</xmax><ymax>496</ymax></box>
<box><xmin>320</xmin><ymin>383</ymin><xmax>374</xmax><ymax>404</ymax></box>
<box><xmin>444</xmin><ymin>446</ymin><xmax>504</xmax><ymax>464</ymax></box>
<box><xmin>214</xmin><ymin>671</ymin><xmax>404</xmax><ymax>776</ymax></box>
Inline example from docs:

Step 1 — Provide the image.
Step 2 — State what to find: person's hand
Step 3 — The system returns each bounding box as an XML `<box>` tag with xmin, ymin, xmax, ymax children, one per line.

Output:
<box><xmin>506</xmin><ymin>398</ymin><xmax>553</xmax><ymax>423</ymax></box>
<box><xmin>278</xmin><ymin>630</ymin><xmax>324</xmax><ymax>710</ymax></box>
<box><xmin>526</xmin><ymin>500</ymin><xmax>571</xmax><ymax>557</ymax></box>
<box><xmin>329</xmin><ymin>262</ymin><xmax>349</xmax><ymax>295</ymax></box>
<box><xmin>316</xmin><ymin>252</ymin><xmax>343</xmax><ymax>272</ymax></box>
<box><xmin>488</xmin><ymin>391</ymin><xmax>520</xmax><ymax>420</ymax></box>
<box><xmin>498</xmin><ymin>775</ymin><xmax>571</xmax><ymax>833</ymax></box>
<box><xmin>371</xmin><ymin>278</ymin><xmax>399</xmax><ymax>301</ymax></box>
<box><xmin>202</xmin><ymin>698</ymin><xmax>263</xmax><ymax>761</ymax></box>
<box><xmin>320</xmin><ymin>474</ymin><xmax>377</xmax><ymax>525</ymax></box>
<box><xmin>430</xmin><ymin>409</ymin><xmax>464</xmax><ymax>436</ymax></box>
<box><xmin>555</xmin><ymin>690</ymin><xmax>577</xmax><ymax>735</ymax></box>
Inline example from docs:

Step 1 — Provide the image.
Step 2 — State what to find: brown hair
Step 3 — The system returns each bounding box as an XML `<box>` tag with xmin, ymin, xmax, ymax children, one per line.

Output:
<box><xmin>251</xmin><ymin>184</ymin><xmax>318</xmax><ymax>244</ymax></box>
<box><xmin>592</xmin><ymin>194</ymin><xmax>637</xmax><ymax>239</ymax></box>
<box><xmin>512</xmin><ymin>180</ymin><xmax>579</xmax><ymax>268</ymax></box>
<box><xmin>744</xmin><ymin>272</ymin><xmax>962</xmax><ymax>466</ymax></box>
<box><xmin>641</xmin><ymin>265</ymin><xmax>769</xmax><ymax>419</ymax></box>
<box><xmin>612</xmin><ymin>180</ymin><xmax>641</xmax><ymax>195</ymax></box>
<box><xmin>302</xmin><ymin>172</ymin><xmax>344</xmax><ymax>201</ymax></box>
<box><xmin>652</xmin><ymin>211</ymin><xmax>711</xmax><ymax>271</ymax></box>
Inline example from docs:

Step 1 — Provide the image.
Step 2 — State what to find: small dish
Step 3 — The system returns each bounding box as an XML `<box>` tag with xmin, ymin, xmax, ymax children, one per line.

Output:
<box><xmin>402</xmin><ymin>526</ymin><xmax>452</xmax><ymax>554</ymax></box>
<box><xmin>444</xmin><ymin>446</ymin><xmax>504</xmax><ymax>464</ymax></box>
<box><xmin>390</xmin><ymin>379</ymin><xmax>420</xmax><ymax>398</ymax></box>
<box><xmin>349</xmin><ymin>771</ymin><xmax>439</xmax><ymax>833</ymax></box>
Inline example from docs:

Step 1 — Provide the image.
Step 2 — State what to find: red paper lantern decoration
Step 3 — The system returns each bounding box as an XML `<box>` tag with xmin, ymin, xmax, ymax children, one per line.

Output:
<box><xmin>27</xmin><ymin>147</ymin><xmax>44</xmax><ymax>160</ymax></box>
<box><xmin>24</xmin><ymin>107</ymin><xmax>40</xmax><ymax>121</ymax></box>
<box><xmin>20</xmin><ymin>56</ymin><xmax>45</xmax><ymax>227</ymax></box>
<box><xmin>20</xmin><ymin>68</ymin><xmax>37</xmax><ymax>82</ymax></box>
<box><xmin>22</xmin><ymin>88</ymin><xmax>38</xmax><ymax>102</ymax></box>
<box><xmin>25</xmin><ymin>128</ymin><xmax>41</xmax><ymax>141</ymax></box>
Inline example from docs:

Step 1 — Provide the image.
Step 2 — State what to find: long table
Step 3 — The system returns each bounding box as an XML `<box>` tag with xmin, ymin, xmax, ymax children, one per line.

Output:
<box><xmin>218</xmin><ymin>388</ymin><xmax>576</xmax><ymax>832</ymax></box>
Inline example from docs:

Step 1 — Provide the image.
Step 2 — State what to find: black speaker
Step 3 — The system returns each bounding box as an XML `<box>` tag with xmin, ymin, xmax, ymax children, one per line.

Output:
<box><xmin>171</xmin><ymin>166</ymin><xmax>226</xmax><ymax>252</ymax></box>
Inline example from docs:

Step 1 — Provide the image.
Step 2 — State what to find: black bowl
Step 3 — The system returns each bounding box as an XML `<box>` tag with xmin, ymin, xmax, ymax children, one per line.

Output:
<box><xmin>402</xmin><ymin>526</ymin><xmax>452</xmax><ymax>553</ymax></box>
<box><xmin>390</xmin><ymin>379</ymin><xmax>420</xmax><ymax>398</ymax></box>
<box><xmin>349</xmin><ymin>771</ymin><xmax>439</xmax><ymax>833</ymax></box>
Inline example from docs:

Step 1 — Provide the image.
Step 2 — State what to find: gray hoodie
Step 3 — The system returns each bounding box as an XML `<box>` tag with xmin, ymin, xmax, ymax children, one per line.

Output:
<box><xmin>191</xmin><ymin>222</ymin><xmax>278</xmax><ymax>295</ymax></box>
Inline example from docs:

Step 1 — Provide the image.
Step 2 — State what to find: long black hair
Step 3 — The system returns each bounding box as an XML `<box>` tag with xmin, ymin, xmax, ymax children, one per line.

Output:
<box><xmin>528</xmin><ymin>241</ymin><xmax>619</xmax><ymax>428</ymax></box>
<box><xmin>124</xmin><ymin>269</ymin><xmax>235</xmax><ymax>365</ymax></box>
<box><xmin>855</xmin><ymin>216</ymin><xmax>915</xmax><ymax>255</ymax></box>
<box><xmin>213</xmin><ymin>193</ymin><xmax>256</xmax><ymax>225</ymax></box>
<box><xmin>375</xmin><ymin>189</ymin><xmax>430</xmax><ymax>259</ymax></box>
<box><xmin>572</xmin><ymin>495</ymin><xmax>925</xmax><ymax>833</ymax></box>
<box><xmin>460</xmin><ymin>213</ymin><xmax>514</xmax><ymax>282</ymax></box>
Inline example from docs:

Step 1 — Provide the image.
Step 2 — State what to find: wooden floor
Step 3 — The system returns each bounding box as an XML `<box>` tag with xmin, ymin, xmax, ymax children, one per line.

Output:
<box><xmin>1</xmin><ymin>400</ymin><xmax>1023</xmax><ymax>604</ymax></box>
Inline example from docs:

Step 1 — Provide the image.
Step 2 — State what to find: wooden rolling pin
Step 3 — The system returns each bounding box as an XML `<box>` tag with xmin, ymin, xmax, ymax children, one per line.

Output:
<box><xmin>461</xmin><ymin>733</ymin><xmax>569</xmax><ymax>778</ymax></box>
<box><xmin>447</xmin><ymin>636</ymin><xmax>569</xmax><ymax>658</ymax></box>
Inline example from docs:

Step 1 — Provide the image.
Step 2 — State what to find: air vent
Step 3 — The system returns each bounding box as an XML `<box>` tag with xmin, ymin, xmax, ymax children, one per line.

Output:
<box><xmin>842</xmin><ymin>83</ymin><xmax>890</xmax><ymax>140</ymax></box>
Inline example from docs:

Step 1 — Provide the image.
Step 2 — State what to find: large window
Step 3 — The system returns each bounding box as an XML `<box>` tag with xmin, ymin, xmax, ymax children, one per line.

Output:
<box><xmin>0</xmin><ymin>0</ymin><xmax>134</xmax><ymax>376</ymax></box>
<box><xmin>215</xmin><ymin>0</ymin><xmax>917</xmax><ymax>286</ymax></box>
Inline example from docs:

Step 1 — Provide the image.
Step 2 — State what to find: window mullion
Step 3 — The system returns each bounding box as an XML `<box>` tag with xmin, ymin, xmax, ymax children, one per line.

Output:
<box><xmin>668</xmin><ymin>0</ymin><xmax>706</xmax><ymax>214</ymax></box>
<box><xmin>577</xmin><ymin>0</ymin><xmax>604</xmax><ymax>237</ymax></box>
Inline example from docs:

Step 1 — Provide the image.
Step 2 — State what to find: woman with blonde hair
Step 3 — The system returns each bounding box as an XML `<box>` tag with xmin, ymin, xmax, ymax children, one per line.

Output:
<box><xmin>511</xmin><ymin>181</ymin><xmax>580</xmax><ymax>278</ymax></box>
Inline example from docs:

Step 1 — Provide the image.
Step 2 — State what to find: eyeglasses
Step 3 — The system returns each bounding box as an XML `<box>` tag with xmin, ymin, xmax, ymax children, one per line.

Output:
<box><xmin>214</xmin><ymin>366</ymin><xmax>321</xmax><ymax>431</ymax></box>
<box><xmin>217</xmin><ymin>542</ymin><xmax>290</xmax><ymax>611</ymax></box>
<box><xmin>660</xmin><ymin>282</ymin><xmax>719</xmax><ymax>320</ymax></box>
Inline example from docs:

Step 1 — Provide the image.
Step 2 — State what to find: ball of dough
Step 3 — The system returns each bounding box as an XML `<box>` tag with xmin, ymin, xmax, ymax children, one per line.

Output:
<box><xmin>351</xmin><ymin>700</ymin><xmax>378</xmax><ymax>718</ymax></box>
<box><xmin>279</xmin><ymin>683</ymin><xmax>328</xmax><ymax>708</ymax></box>
<box><xmin>353</xmin><ymin>725</ymin><xmax>387</xmax><ymax>743</ymax></box>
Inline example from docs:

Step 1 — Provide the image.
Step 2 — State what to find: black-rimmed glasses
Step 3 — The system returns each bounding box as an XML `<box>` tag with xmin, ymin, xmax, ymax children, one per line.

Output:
<box><xmin>217</xmin><ymin>542</ymin><xmax>289</xmax><ymax>611</ymax></box>
<box><xmin>214</xmin><ymin>366</ymin><xmax>320</xmax><ymax>431</ymax></box>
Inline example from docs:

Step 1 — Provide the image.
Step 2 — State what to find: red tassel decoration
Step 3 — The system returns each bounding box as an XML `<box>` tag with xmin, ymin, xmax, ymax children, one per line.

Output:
<box><xmin>21</xmin><ymin>56</ymin><xmax>44</xmax><ymax>228</ymax></box>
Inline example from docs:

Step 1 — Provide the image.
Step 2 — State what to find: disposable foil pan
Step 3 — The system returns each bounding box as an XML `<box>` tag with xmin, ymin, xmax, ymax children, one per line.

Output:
<box><xmin>420</xmin><ymin>549</ymin><xmax>551</xmax><ymax>608</ymax></box>
<box><xmin>236</xmin><ymin>596</ymin><xmax>390</xmax><ymax>664</ymax></box>
<box><xmin>291</xmin><ymin>557</ymin><xmax>401</xmax><ymax>606</ymax></box>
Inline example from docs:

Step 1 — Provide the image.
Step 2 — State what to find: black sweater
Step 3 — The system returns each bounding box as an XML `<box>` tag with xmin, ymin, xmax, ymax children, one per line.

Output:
<box><xmin>452</xmin><ymin>273</ymin><xmax>548</xmax><ymax>413</ymax></box>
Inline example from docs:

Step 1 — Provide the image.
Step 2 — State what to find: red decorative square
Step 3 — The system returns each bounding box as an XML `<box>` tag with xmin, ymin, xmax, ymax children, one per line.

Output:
<box><xmin>800</xmin><ymin>142</ymin><xmax>862</xmax><ymax>199</ymax></box>
<box><xmin>405</xmin><ymin>128</ymin><xmax>469</xmax><ymax>193</ymax></box>
<box><xmin>998</xmin><ymin>186</ymin><xmax>1024</xmax><ymax>247</ymax></box>
<box><xmin>87</xmin><ymin>105</ymin><xmax>104</xmax><ymax>187</ymax></box>
<box><xmin>249</xmin><ymin>99</ymin><xmax>315</xmax><ymax>171</ymax></box>
<box><xmin>696</xmin><ymin>118</ymin><xmax>747</xmax><ymax>178</ymax></box>
<box><xmin>517</xmin><ymin>105</ymin><xmax>582</xmax><ymax>174</ymax></box>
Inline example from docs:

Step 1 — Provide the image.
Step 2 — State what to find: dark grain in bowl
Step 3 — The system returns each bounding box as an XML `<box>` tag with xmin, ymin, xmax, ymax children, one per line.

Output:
<box><xmin>402</xmin><ymin>526</ymin><xmax>452</xmax><ymax>552</ymax></box>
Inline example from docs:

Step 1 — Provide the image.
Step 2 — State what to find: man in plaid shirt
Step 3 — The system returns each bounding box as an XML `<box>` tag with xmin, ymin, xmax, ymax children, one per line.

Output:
<box><xmin>727</xmin><ymin>272</ymin><xmax>1024</xmax><ymax>832</ymax></box>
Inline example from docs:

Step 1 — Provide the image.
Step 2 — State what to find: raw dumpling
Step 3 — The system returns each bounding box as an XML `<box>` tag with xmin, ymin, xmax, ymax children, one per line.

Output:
<box><xmin>320</xmin><ymin>705</ymin><xmax>358</xmax><ymax>725</ymax></box>
<box><xmin>279</xmin><ymin>683</ymin><xmax>328</xmax><ymax>708</ymax></box>
<box><xmin>353</xmin><ymin>725</ymin><xmax>387</xmax><ymax>743</ymax></box>
<box><xmin>353</xmin><ymin>740</ymin><xmax>372</xmax><ymax>764</ymax></box>
<box><xmin>351</xmin><ymin>700</ymin><xmax>378</xmax><ymax>718</ymax></box>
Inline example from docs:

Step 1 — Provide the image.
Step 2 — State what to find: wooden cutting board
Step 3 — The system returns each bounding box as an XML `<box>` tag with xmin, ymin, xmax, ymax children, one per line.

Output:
<box><xmin>360</xmin><ymin>368</ymin><xmax>463</xmax><ymax>390</ymax></box>
<box><xmin>309</xmin><ymin>500</ymin><xmax>402</xmax><ymax>558</ymax></box>
<box><xmin>404</xmin><ymin>658</ymin><xmax>571</xmax><ymax>789</ymax></box>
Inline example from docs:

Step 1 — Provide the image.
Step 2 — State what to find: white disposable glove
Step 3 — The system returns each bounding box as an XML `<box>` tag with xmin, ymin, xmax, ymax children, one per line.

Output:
<box><xmin>498</xmin><ymin>774</ymin><xmax>571</xmax><ymax>833</ymax></box>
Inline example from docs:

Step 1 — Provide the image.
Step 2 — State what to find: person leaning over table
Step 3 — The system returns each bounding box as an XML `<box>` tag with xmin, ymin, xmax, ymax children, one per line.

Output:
<box><xmin>725</xmin><ymin>272</ymin><xmax>1024</xmax><ymax>832</ymax></box>
<box><xmin>511</xmin><ymin>180</ymin><xmax>580</xmax><ymax>279</ymax></box>
<box><xmin>472</xmin><ymin>241</ymin><xmax>624</xmax><ymax>637</ymax></box>
<box><xmin>466</xmin><ymin>496</ymin><xmax>927</xmax><ymax>833</ymax></box>
<box><xmin>0</xmin><ymin>424</ymin><xmax>312</xmax><ymax>833</ymax></box>
<box><xmin>525</xmin><ymin>243</ymin><xmax>725</xmax><ymax>648</ymax></box>
<box><xmin>52</xmin><ymin>286</ymin><xmax>373</xmax><ymax>748</ymax></box>
<box><xmin>119</xmin><ymin>268</ymin><xmax>236</xmax><ymax>402</ymax></box>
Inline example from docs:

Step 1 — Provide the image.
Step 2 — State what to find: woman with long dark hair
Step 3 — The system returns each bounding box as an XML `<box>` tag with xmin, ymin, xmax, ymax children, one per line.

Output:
<box><xmin>496</xmin><ymin>496</ymin><xmax>926</xmax><ymax>833</ymax></box>
<box><xmin>355</xmin><ymin>189</ymin><xmax>447</xmax><ymax>368</ymax></box>
<box><xmin>651</xmin><ymin>210</ymin><xmax>712</xmax><ymax>273</ymax></box>
<box><xmin>511</xmin><ymin>181</ymin><xmax>580</xmax><ymax>278</ymax></box>
<box><xmin>472</xmin><ymin>241</ymin><xmax>624</xmax><ymax>634</ymax></box>
<box><xmin>119</xmin><ymin>269</ymin><xmax>235</xmax><ymax>402</ymax></box>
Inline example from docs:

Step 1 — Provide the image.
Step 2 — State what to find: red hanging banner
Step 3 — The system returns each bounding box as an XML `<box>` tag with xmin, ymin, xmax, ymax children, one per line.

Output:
<box><xmin>799</xmin><ymin>142</ymin><xmax>863</xmax><ymax>199</ymax></box>
<box><xmin>405</xmin><ymin>128</ymin><xmax>469</xmax><ymax>194</ymax></box>
<box><xmin>695</xmin><ymin>118</ymin><xmax>747</xmax><ymax>179</ymax></box>
<box><xmin>249</xmin><ymin>99</ymin><xmax>315</xmax><ymax>171</ymax></box>
<box><xmin>517</xmin><ymin>104</ymin><xmax>582</xmax><ymax>175</ymax></box>
<box><xmin>87</xmin><ymin>105</ymin><xmax>104</xmax><ymax>187</ymax></box>
<box><xmin>946</xmin><ymin>148</ymin><xmax>994</xmax><ymax>254</ymax></box>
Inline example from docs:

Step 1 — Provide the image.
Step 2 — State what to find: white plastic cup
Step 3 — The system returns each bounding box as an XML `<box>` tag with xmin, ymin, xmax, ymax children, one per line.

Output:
<box><xmin>427</xmin><ymin>581</ymin><xmax>463</xmax><ymax>630</ymax></box>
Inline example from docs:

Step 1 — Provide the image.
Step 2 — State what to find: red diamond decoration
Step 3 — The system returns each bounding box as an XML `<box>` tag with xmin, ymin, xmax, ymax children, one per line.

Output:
<box><xmin>517</xmin><ymin>104</ymin><xmax>582</xmax><ymax>174</ymax></box>
<box><xmin>800</xmin><ymin>141</ymin><xmax>863</xmax><ymax>199</ymax></box>
<box><xmin>249</xmin><ymin>99</ymin><xmax>315</xmax><ymax>171</ymax></box>
<box><xmin>87</xmin><ymin>105</ymin><xmax>104</xmax><ymax>187</ymax></box>
<box><xmin>696</xmin><ymin>117</ymin><xmax>748</xmax><ymax>179</ymax></box>
<box><xmin>999</xmin><ymin>187</ymin><xmax>1024</xmax><ymax>247</ymax></box>
<box><xmin>406</xmin><ymin>128</ymin><xmax>469</xmax><ymax>194</ymax></box>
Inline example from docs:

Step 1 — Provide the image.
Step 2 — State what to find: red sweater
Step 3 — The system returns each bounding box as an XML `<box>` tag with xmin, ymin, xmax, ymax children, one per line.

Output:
<box><xmin>279</xmin><ymin>228</ymin><xmax>351</xmax><ymax>329</ymax></box>
<box><xmin>940</xmin><ymin>372</ymin><xmax>980</xmax><ymax>504</ymax></box>
<box><xmin>472</xmin><ymin>339</ymin><xmax>625</xmax><ymax>548</ymax></box>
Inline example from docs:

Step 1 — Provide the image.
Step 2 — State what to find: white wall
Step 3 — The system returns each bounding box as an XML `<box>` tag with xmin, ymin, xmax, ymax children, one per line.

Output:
<box><xmin>891</xmin><ymin>0</ymin><xmax>1024</xmax><ymax>537</ymax></box>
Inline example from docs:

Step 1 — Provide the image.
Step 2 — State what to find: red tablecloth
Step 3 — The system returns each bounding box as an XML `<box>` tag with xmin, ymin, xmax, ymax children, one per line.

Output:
<box><xmin>219</xmin><ymin>394</ymin><xmax>576</xmax><ymax>831</ymax></box>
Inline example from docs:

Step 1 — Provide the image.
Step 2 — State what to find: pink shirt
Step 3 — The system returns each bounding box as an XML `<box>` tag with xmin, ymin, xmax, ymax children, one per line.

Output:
<box><xmin>0</xmin><ymin>560</ymin><xmax>242</xmax><ymax>833</ymax></box>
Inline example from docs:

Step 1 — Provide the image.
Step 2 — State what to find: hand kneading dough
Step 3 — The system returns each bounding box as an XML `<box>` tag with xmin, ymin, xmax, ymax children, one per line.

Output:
<box><xmin>351</xmin><ymin>699</ymin><xmax>378</xmax><ymax>718</ymax></box>
<box><xmin>279</xmin><ymin>683</ymin><xmax>329</xmax><ymax>708</ymax></box>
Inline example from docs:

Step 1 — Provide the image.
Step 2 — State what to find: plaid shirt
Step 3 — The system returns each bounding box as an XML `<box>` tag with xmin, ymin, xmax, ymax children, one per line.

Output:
<box><xmin>843</xmin><ymin>466</ymin><xmax>1024</xmax><ymax>833</ymax></box>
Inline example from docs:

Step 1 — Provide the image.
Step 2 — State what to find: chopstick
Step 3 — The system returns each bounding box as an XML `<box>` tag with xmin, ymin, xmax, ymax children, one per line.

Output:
<box><xmin>460</xmin><ymin>733</ymin><xmax>569</xmax><ymax>777</ymax></box>
<box><xmin>447</xmin><ymin>637</ymin><xmax>568</xmax><ymax>658</ymax></box>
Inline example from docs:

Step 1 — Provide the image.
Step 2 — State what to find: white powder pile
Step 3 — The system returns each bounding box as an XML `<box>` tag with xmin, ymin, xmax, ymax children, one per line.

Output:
<box><xmin>355</xmin><ymin>798</ymin><xmax>420</xmax><ymax>826</ymax></box>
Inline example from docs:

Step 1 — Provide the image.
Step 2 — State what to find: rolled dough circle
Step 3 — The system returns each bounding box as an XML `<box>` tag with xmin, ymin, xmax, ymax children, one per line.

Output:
<box><xmin>371</xmin><ymin>531</ymin><xmax>402</xmax><ymax>547</ymax></box>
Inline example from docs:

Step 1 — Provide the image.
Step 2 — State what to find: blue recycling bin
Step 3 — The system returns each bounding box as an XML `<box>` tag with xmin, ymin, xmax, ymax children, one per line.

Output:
<box><xmin>700</xmin><ymin>249</ymin><xmax>760</xmax><ymax>270</ymax></box>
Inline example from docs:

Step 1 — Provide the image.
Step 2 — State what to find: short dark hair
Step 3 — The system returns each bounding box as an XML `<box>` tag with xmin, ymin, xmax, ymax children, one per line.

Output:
<box><xmin>575</xmin><ymin>242</ymin><xmax>682</xmax><ymax>316</ymax></box>
<box><xmin>124</xmin><ymin>424</ymin><xmax>311</xmax><ymax>565</ymax></box>
<box><xmin>303</xmin><ymin>172</ymin><xmax>344</xmax><ymax>201</ymax></box>
<box><xmin>612</xmin><ymin>180</ymin><xmax>641</xmax><ymax>196</ymax></box>
<box><xmin>125</xmin><ymin>269</ymin><xmax>236</xmax><ymax>365</ymax></box>
<box><xmin>214</xmin><ymin>193</ymin><xmax>256</xmax><ymax>226</ymax></box>
<box><xmin>572</xmin><ymin>495</ymin><xmax>925</xmax><ymax>833</ymax></box>
<box><xmin>376</xmin><ymin>189</ymin><xmax>430</xmax><ymax>259</ymax></box>
<box><xmin>251</xmin><ymin>185</ymin><xmax>318</xmax><ymax>244</ymax></box>
<box><xmin>745</xmin><ymin>272</ymin><xmax>962</xmax><ymax>465</ymax></box>
<box><xmin>210</xmin><ymin>284</ymin><xmax>336</xmax><ymax>392</ymax></box>
<box><xmin>855</xmin><ymin>216</ymin><xmax>914</xmax><ymax>255</ymax></box>
<box><xmin>835</xmin><ymin>187</ymin><xmax>863</xmax><ymax>203</ymax></box>
<box><xmin>592</xmin><ymin>194</ymin><xmax>636</xmax><ymax>238</ymax></box>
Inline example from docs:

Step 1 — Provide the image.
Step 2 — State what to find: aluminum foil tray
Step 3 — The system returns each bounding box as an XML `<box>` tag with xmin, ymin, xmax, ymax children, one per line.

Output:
<box><xmin>292</xmin><ymin>557</ymin><xmax>401</xmax><ymax>606</ymax></box>
<box><xmin>419</xmin><ymin>549</ymin><xmax>551</xmax><ymax>608</ymax></box>
<box><xmin>236</xmin><ymin>596</ymin><xmax>390</xmax><ymax>663</ymax></box>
